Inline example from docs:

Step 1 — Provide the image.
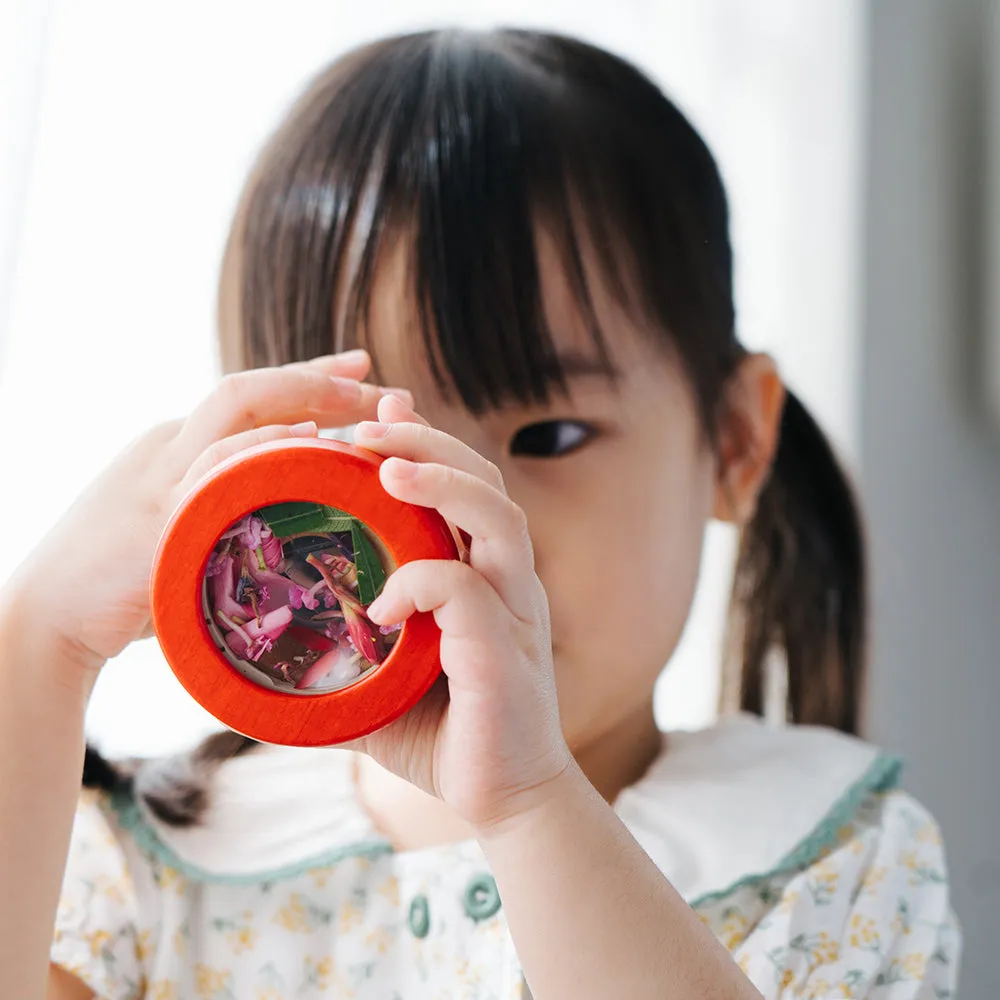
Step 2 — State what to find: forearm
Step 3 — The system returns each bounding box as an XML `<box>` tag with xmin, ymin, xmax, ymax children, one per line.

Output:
<box><xmin>477</xmin><ymin>762</ymin><xmax>762</xmax><ymax>1000</ymax></box>
<box><xmin>0</xmin><ymin>584</ymin><xmax>96</xmax><ymax>1000</ymax></box>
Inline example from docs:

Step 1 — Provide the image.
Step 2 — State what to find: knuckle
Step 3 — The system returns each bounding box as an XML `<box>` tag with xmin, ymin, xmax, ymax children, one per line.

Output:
<box><xmin>196</xmin><ymin>440</ymin><xmax>227</xmax><ymax>473</ymax></box>
<box><xmin>218</xmin><ymin>371</ymin><xmax>259</xmax><ymax>426</ymax></box>
<box><xmin>436</xmin><ymin>462</ymin><xmax>459</xmax><ymax>489</ymax></box>
<box><xmin>506</xmin><ymin>501</ymin><xmax>529</xmax><ymax>537</ymax></box>
<box><xmin>483</xmin><ymin>459</ymin><xmax>505</xmax><ymax>492</ymax></box>
<box><xmin>145</xmin><ymin>418</ymin><xmax>183</xmax><ymax>448</ymax></box>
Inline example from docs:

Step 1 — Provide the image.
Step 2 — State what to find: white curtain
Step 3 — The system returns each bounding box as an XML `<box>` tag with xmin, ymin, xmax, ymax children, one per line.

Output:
<box><xmin>0</xmin><ymin>0</ymin><xmax>863</xmax><ymax>756</ymax></box>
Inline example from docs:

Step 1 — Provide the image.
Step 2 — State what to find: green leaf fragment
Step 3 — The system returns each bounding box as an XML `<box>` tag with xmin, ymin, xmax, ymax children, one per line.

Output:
<box><xmin>258</xmin><ymin>502</ymin><xmax>355</xmax><ymax>538</ymax></box>
<box><xmin>350</xmin><ymin>520</ymin><xmax>386</xmax><ymax>605</ymax></box>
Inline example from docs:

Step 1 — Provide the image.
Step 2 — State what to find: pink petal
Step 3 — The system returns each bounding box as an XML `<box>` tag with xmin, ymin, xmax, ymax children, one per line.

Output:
<box><xmin>294</xmin><ymin>649</ymin><xmax>341</xmax><ymax>689</ymax></box>
<box><xmin>210</xmin><ymin>555</ymin><xmax>253</xmax><ymax>621</ymax></box>
<box><xmin>342</xmin><ymin>603</ymin><xmax>381</xmax><ymax>665</ymax></box>
<box><xmin>260</xmin><ymin>528</ymin><xmax>284</xmax><ymax>570</ymax></box>
<box><xmin>242</xmin><ymin>605</ymin><xmax>294</xmax><ymax>641</ymax></box>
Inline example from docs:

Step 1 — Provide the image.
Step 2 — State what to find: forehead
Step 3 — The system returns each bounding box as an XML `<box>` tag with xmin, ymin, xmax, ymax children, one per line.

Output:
<box><xmin>357</xmin><ymin>224</ymin><xmax>666</xmax><ymax>410</ymax></box>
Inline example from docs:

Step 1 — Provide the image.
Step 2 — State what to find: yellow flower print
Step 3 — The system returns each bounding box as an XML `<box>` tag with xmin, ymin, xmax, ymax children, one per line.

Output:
<box><xmin>809</xmin><ymin>931</ymin><xmax>840</xmax><ymax>966</ymax></box>
<box><xmin>274</xmin><ymin>892</ymin><xmax>334</xmax><ymax>933</ymax></box>
<box><xmin>777</xmin><ymin>890</ymin><xmax>800</xmax><ymax>914</ymax></box>
<box><xmin>275</xmin><ymin>894</ymin><xmax>310</xmax><ymax>933</ymax></box>
<box><xmin>149</xmin><ymin>981</ymin><xmax>181</xmax><ymax>1000</ymax></box>
<box><xmin>301</xmin><ymin>955</ymin><xmax>334</xmax><ymax>991</ymax></box>
<box><xmin>860</xmin><ymin>865</ymin><xmax>886</xmax><ymax>897</ymax></box>
<box><xmin>92</xmin><ymin>873</ymin><xmax>127</xmax><ymax>906</ymax></box>
<box><xmin>899</xmin><ymin>850</ymin><xmax>945</xmax><ymax>887</ymax></box>
<box><xmin>807</xmin><ymin>860</ymin><xmax>840</xmax><ymax>905</ymax></box>
<box><xmin>194</xmin><ymin>964</ymin><xmax>232</xmax><ymax>999</ymax></box>
<box><xmin>228</xmin><ymin>925</ymin><xmax>257</xmax><ymax>954</ymax></box>
<box><xmin>173</xmin><ymin>926</ymin><xmax>187</xmax><ymax>957</ymax></box>
<box><xmin>915</xmin><ymin>822</ymin><xmax>942</xmax><ymax>846</ymax></box>
<box><xmin>310</xmin><ymin>865</ymin><xmax>333</xmax><ymax>888</ymax></box>
<box><xmin>835</xmin><ymin>823</ymin><xmax>856</xmax><ymax>847</ymax></box>
<box><xmin>779</xmin><ymin>968</ymin><xmax>795</xmax><ymax>989</ymax></box>
<box><xmin>718</xmin><ymin>907</ymin><xmax>749</xmax><ymax>950</ymax></box>
<box><xmin>256</xmin><ymin>989</ymin><xmax>283</xmax><ymax>1000</ymax></box>
<box><xmin>365</xmin><ymin>925</ymin><xmax>394</xmax><ymax>954</ymax></box>
<box><xmin>875</xmin><ymin>953</ymin><xmax>929</xmax><ymax>986</ymax></box>
<box><xmin>848</xmin><ymin>913</ymin><xmax>881</xmax><ymax>950</ymax></box>
<box><xmin>87</xmin><ymin>929</ymin><xmax>111</xmax><ymax>958</ymax></box>
<box><xmin>135</xmin><ymin>929</ymin><xmax>154</xmax><ymax>963</ymax></box>
<box><xmin>338</xmin><ymin>897</ymin><xmax>365</xmax><ymax>934</ymax></box>
<box><xmin>899</xmin><ymin>953</ymin><xmax>928</xmax><ymax>977</ymax></box>
<box><xmin>799</xmin><ymin>978</ymin><xmax>832</xmax><ymax>999</ymax></box>
<box><xmin>155</xmin><ymin>865</ymin><xmax>186</xmax><ymax>896</ymax></box>
<box><xmin>377</xmin><ymin>874</ymin><xmax>401</xmax><ymax>906</ymax></box>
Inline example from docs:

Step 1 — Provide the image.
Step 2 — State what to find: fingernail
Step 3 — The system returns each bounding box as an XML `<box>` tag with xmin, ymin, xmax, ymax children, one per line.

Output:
<box><xmin>381</xmin><ymin>387</ymin><xmax>414</xmax><ymax>404</ymax></box>
<box><xmin>290</xmin><ymin>421</ymin><xmax>318</xmax><ymax>437</ymax></box>
<box><xmin>386</xmin><ymin>457</ymin><xmax>417</xmax><ymax>480</ymax></box>
<box><xmin>339</xmin><ymin>349</ymin><xmax>368</xmax><ymax>361</ymax></box>
<box><xmin>366</xmin><ymin>595</ymin><xmax>386</xmax><ymax>620</ymax></box>
<box><xmin>356</xmin><ymin>421</ymin><xmax>390</xmax><ymax>438</ymax></box>
<box><xmin>329</xmin><ymin>376</ymin><xmax>363</xmax><ymax>399</ymax></box>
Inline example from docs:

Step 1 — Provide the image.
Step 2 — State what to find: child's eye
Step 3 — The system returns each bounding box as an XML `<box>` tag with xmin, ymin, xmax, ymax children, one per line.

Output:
<box><xmin>510</xmin><ymin>420</ymin><xmax>595</xmax><ymax>457</ymax></box>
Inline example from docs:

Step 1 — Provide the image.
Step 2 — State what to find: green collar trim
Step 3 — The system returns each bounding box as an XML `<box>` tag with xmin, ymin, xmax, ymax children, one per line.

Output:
<box><xmin>107</xmin><ymin>751</ymin><xmax>902</xmax><ymax>893</ymax></box>
<box><xmin>107</xmin><ymin>790</ymin><xmax>395</xmax><ymax>886</ymax></box>
<box><xmin>688</xmin><ymin>753</ymin><xmax>903</xmax><ymax>910</ymax></box>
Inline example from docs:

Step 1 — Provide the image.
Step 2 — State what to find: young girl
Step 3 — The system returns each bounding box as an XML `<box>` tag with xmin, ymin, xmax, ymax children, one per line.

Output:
<box><xmin>0</xmin><ymin>29</ymin><xmax>958</xmax><ymax>1000</ymax></box>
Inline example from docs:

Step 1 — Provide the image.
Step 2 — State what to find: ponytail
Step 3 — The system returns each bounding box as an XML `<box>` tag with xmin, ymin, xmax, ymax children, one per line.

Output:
<box><xmin>83</xmin><ymin>732</ymin><xmax>259</xmax><ymax>827</ymax></box>
<box><xmin>725</xmin><ymin>391</ymin><xmax>867</xmax><ymax>734</ymax></box>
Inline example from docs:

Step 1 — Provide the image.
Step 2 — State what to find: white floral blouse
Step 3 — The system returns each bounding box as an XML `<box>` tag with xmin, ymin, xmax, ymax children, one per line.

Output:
<box><xmin>51</xmin><ymin>715</ymin><xmax>960</xmax><ymax>999</ymax></box>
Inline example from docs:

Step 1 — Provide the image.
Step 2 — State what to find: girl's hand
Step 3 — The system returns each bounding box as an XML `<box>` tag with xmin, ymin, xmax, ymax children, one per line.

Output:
<box><xmin>4</xmin><ymin>350</ymin><xmax>410</xmax><ymax>675</ymax></box>
<box><xmin>351</xmin><ymin>397</ymin><xmax>573</xmax><ymax>833</ymax></box>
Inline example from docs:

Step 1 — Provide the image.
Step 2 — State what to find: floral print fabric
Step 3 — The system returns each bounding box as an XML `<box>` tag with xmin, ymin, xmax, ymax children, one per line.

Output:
<box><xmin>51</xmin><ymin>782</ymin><xmax>959</xmax><ymax>999</ymax></box>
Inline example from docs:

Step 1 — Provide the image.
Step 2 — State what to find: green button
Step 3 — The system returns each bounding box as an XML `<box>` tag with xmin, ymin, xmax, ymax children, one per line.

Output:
<box><xmin>463</xmin><ymin>873</ymin><xmax>501</xmax><ymax>922</ymax></box>
<box><xmin>408</xmin><ymin>894</ymin><xmax>430</xmax><ymax>938</ymax></box>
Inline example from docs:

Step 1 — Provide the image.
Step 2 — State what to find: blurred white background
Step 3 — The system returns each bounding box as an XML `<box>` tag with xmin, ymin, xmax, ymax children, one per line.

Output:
<box><xmin>4</xmin><ymin>1</ymin><xmax>999</xmax><ymax>995</ymax></box>
<box><xmin>0</xmin><ymin>0</ymin><xmax>862</xmax><ymax>754</ymax></box>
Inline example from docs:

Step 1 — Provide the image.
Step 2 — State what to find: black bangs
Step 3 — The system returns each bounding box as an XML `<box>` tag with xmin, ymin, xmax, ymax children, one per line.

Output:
<box><xmin>222</xmin><ymin>29</ymin><xmax>738</xmax><ymax>419</ymax></box>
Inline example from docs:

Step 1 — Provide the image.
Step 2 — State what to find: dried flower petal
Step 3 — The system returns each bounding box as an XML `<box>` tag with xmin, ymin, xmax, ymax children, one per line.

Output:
<box><xmin>259</xmin><ymin>526</ymin><xmax>284</xmax><ymax>570</ymax></box>
<box><xmin>240</xmin><ymin>516</ymin><xmax>264</xmax><ymax>551</ymax></box>
<box><xmin>289</xmin><ymin>584</ymin><xmax>319</xmax><ymax>611</ymax></box>
<box><xmin>210</xmin><ymin>554</ymin><xmax>253</xmax><ymax>621</ymax></box>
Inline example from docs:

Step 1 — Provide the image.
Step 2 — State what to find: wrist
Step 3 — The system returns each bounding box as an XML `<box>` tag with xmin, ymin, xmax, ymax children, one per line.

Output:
<box><xmin>472</xmin><ymin>751</ymin><xmax>594</xmax><ymax>846</ymax></box>
<box><xmin>0</xmin><ymin>578</ymin><xmax>103</xmax><ymax>699</ymax></box>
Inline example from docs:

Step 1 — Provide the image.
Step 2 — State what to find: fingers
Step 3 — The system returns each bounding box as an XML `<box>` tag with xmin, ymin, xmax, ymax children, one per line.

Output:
<box><xmin>354</xmin><ymin>416</ymin><xmax>506</xmax><ymax>495</ymax></box>
<box><xmin>181</xmin><ymin>420</ymin><xmax>320</xmax><ymax>490</ymax></box>
<box><xmin>378</xmin><ymin>457</ymin><xmax>538</xmax><ymax>622</ymax></box>
<box><xmin>176</xmin><ymin>354</ymin><xmax>413</xmax><ymax>463</ymax></box>
<box><xmin>292</xmin><ymin>348</ymin><xmax>372</xmax><ymax>380</ymax></box>
<box><xmin>376</xmin><ymin>392</ymin><xmax>430</xmax><ymax>427</ymax></box>
<box><xmin>368</xmin><ymin>559</ymin><xmax>516</xmax><ymax>649</ymax></box>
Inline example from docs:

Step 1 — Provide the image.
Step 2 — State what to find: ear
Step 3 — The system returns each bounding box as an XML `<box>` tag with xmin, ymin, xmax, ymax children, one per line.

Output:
<box><xmin>712</xmin><ymin>353</ymin><xmax>785</xmax><ymax>525</ymax></box>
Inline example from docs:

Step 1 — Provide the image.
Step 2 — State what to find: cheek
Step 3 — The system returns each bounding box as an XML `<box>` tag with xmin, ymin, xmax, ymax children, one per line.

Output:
<box><xmin>538</xmin><ymin>450</ymin><xmax>715</xmax><ymax>722</ymax></box>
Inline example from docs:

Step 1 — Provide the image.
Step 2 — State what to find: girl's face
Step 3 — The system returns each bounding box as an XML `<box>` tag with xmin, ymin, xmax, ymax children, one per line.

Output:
<box><xmin>361</xmin><ymin>231</ymin><xmax>722</xmax><ymax>755</ymax></box>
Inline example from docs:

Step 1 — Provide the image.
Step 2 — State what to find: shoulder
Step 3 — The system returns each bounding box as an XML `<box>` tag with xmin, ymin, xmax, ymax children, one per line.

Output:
<box><xmin>108</xmin><ymin>742</ymin><xmax>389</xmax><ymax>883</ymax></box>
<box><xmin>615</xmin><ymin>713</ymin><xmax>900</xmax><ymax>902</ymax></box>
<box><xmin>716</xmin><ymin>788</ymin><xmax>960</xmax><ymax>997</ymax></box>
<box><xmin>613</xmin><ymin>715</ymin><xmax>961</xmax><ymax>998</ymax></box>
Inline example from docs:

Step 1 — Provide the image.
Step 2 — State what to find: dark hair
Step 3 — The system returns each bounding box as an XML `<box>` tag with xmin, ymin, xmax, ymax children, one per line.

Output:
<box><xmin>86</xmin><ymin>28</ymin><xmax>867</xmax><ymax>816</ymax></box>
